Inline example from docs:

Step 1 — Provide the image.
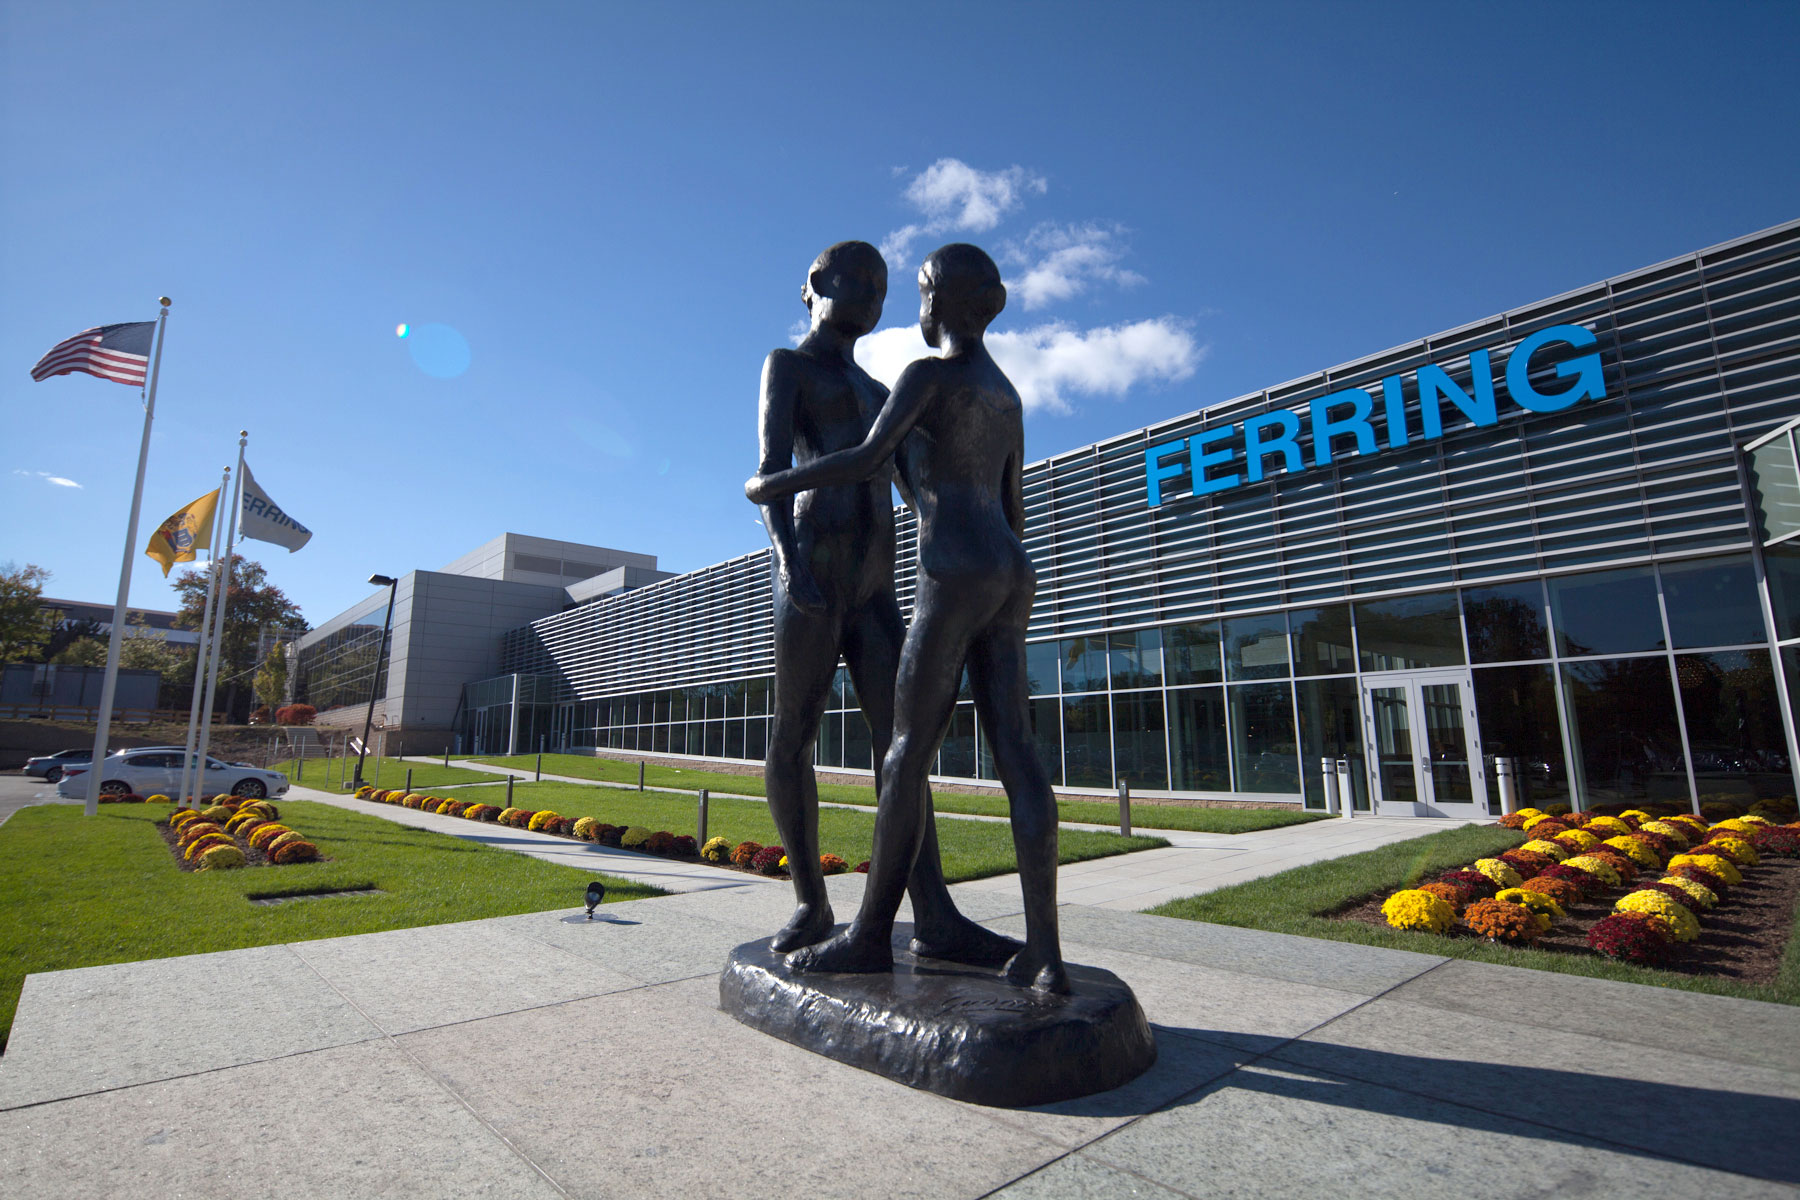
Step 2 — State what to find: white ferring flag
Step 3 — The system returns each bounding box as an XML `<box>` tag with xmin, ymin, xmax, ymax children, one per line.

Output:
<box><xmin>240</xmin><ymin>463</ymin><xmax>313</xmax><ymax>552</ymax></box>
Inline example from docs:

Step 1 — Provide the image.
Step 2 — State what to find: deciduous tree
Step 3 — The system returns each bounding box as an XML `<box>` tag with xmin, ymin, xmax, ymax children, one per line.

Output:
<box><xmin>0</xmin><ymin>562</ymin><xmax>56</xmax><ymax>664</ymax></box>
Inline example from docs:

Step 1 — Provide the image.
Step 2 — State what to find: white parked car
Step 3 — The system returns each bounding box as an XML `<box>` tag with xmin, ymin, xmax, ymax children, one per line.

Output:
<box><xmin>23</xmin><ymin>748</ymin><xmax>90</xmax><ymax>782</ymax></box>
<box><xmin>56</xmin><ymin>749</ymin><xmax>289</xmax><ymax>801</ymax></box>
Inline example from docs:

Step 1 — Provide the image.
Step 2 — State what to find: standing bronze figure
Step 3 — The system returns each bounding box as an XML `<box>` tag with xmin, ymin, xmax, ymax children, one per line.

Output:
<box><xmin>753</xmin><ymin>240</ymin><xmax>1018</xmax><ymax>964</ymax></box>
<box><xmin>749</xmin><ymin>243</ymin><xmax>1065</xmax><ymax>992</ymax></box>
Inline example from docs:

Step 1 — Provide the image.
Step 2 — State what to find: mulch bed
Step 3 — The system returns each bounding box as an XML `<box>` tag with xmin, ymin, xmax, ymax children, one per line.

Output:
<box><xmin>154</xmin><ymin>818</ymin><xmax>329</xmax><ymax>872</ymax></box>
<box><xmin>1333</xmin><ymin>856</ymin><xmax>1800</xmax><ymax>987</ymax></box>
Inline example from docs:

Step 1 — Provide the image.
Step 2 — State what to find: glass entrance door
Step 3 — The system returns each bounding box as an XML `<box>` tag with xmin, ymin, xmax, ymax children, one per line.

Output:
<box><xmin>1361</xmin><ymin>670</ymin><xmax>1488</xmax><ymax>817</ymax></box>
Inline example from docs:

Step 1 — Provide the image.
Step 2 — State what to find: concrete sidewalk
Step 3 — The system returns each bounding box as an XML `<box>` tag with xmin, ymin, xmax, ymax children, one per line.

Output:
<box><xmin>3</xmin><ymin>871</ymin><xmax>1796</xmax><ymax>1199</ymax></box>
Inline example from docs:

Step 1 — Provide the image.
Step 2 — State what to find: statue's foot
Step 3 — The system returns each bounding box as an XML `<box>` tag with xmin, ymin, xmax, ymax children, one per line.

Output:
<box><xmin>787</xmin><ymin>929</ymin><xmax>893</xmax><ymax>975</ymax></box>
<box><xmin>769</xmin><ymin>901</ymin><xmax>835</xmax><ymax>953</ymax></box>
<box><xmin>909</xmin><ymin>912</ymin><xmax>1021</xmax><ymax>967</ymax></box>
<box><xmin>1003</xmin><ymin>947</ymin><xmax>1071</xmax><ymax>995</ymax></box>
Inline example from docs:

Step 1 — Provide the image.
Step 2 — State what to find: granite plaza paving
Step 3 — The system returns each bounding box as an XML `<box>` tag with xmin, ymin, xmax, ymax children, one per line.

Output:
<box><xmin>2</xmin><ymin>776</ymin><xmax>1797</xmax><ymax>1198</ymax></box>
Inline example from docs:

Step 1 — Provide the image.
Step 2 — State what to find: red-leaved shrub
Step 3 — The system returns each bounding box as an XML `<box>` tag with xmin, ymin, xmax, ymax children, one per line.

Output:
<box><xmin>1587</xmin><ymin>912</ymin><xmax>1674</xmax><ymax>965</ymax></box>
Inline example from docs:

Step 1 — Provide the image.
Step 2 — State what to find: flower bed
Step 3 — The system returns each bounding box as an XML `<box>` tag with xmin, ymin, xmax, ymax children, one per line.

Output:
<box><xmin>1348</xmin><ymin>807</ymin><xmax>1800</xmax><ymax>984</ymax></box>
<box><xmin>158</xmin><ymin>797</ymin><xmax>323</xmax><ymax>871</ymax></box>
<box><xmin>351</xmin><ymin>786</ymin><xmax>848</xmax><ymax>881</ymax></box>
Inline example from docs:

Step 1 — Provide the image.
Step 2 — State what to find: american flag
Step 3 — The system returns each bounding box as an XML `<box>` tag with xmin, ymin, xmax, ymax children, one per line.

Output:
<box><xmin>30</xmin><ymin>321</ymin><xmax>156</xmax><ymax>387</ymax></box>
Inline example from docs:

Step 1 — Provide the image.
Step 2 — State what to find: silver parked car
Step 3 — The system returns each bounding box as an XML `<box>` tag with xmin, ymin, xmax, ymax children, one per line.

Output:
<box><xmin>56</xmin><ymin>749</ymin><xmax>289</xmax><ymax>800</ymax></box>
<box><xmin>23</xmin><ymin>748</ymin><xmax>90</xmax><ymax>782</ymax></box>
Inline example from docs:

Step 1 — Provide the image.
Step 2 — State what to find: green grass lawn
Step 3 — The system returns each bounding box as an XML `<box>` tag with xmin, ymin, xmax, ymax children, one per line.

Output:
<box><xmin>442</xmin><ymin>779</ymin><xmax>1167</xmax><ymax>885</ymax></box>
<box><xmin>1148</xmin><ymin>824</ymin><xmax>1800</xmax><ymax>1005</ymax></box>
<box><xmin>470</xmin><ymin>753</ymin><xmax>1327</xmax><ymax>835</ymax></box>
<box><xmin>0</xmin><ymin>801</ymin><xmax>663</xmax><ymax>1050</ymax></box>
<box><xmin>273</xmin><ymin>756</ymin><xmax>503</xmax><ymax>792</ymax></box>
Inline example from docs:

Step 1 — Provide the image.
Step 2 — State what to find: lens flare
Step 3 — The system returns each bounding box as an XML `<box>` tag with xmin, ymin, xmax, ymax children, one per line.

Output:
<box><xmin>395</xmin><ymin>323</ymin><xmax>409</xmax><ymax>338</ymax></box>
<box><xmin>405</xmin><ymin>323</ymin><xmax>471</xmax><ymax>379</ymax></box>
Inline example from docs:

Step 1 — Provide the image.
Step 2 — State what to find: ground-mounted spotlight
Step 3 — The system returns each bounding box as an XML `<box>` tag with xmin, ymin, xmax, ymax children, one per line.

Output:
<box><xmin>585</xmin><ymin>880</ymin><xmax>606</xmax><ymax>919</ymax></box>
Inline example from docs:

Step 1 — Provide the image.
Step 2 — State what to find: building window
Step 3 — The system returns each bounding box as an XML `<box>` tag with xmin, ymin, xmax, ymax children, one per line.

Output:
<box><xmin>1059</xmin><ymin>637</ymin><xmax>1108</xmax><ymax>693</ymax></box>
<box><xmin>1062</xmin><ymin>693</ymin><xmax>1112</xmax><ymax>788</ymax></box>
<box><xmin>1463</xmin><ymin>580</ymin><xmax>1551</xmax><ymax>663</ymax></box>
<box><xmin>1354</xmin><ymin>591</ymin><xmax>1464</xmax><ymax>671</ymax></box>
<box><xmin>1229</xmin><ymin>682</ymin><xmax>1299</xmax><ymax>794</ymax></box>
<box><xmin>1296</xmin><ymin>677</ymin><xmax>1366</xmax><ymax>810</ymax></box>
<box><xmin>844</xmin><ymin>708</ymin><xmax>874</xmax><ymax>771</ymax></box>
<box><xmin>1112</xmin><ymin>689</ymin><xmax>1169</xmax><ymax>790</ymax></box>
<box><xmin>1561</xmin><ymin>657</ymin><xmax>1688</xmax><ymax>806</ymax></box>
<box><xmin>1676</xmin><ymin>650</ymin><xmax>1789</xmax><ymax>819</ymax></box>
<box><xmin>1224</xmin><ymin>613</ymin><xmax>1290</xmax><ymax>681</ymax></box>
<box><xmin>1290</xmin><ymin>604</ymin><xmax>1355</xmax><ymax>676</ymax></box>
<box><xmin>1471</xmin><ymin>664</ymin><xmax>1570</xmax><ymax>811</ymax></box>
<box><xmin>940</xmin><ymin>703</ymin><xmax>976</xmax><ymax>779</ymax></box>
<box><xmin>1550</xmin><ymin>567</ymin><xmax>1664</xmax><ymax>656</ymax></box>
<box><xmin>1026</xmin><ymin>641</ymin><xmax>1061</xmax><ymax>695</ymax></box>
<box><xmin>1030</xmin><ymin>697</ymin><xmax>1063</xmax><ymax>785</ymax></box>
<box><xmin>1108</xmin><ymin>629</ymin><xmax>1165</xmax><ymax>689</ymax></box>
<box><xmin>1165</xmin><ymin>620</ymin><xmax>1222</xmax><ymax>685</ymax></box>
<box><xmin>1661</xmin><ymin>556</ymin><xmax>1765</xmax><ymax>650</ymax></box>
<box><xmin>1169</xmin><ymin>687</ymin><xmax>1229</xmax><ymax>793</ymax></box>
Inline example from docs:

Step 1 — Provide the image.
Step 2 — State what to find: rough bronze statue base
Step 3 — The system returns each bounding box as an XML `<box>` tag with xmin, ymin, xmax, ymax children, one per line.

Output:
<box><xmin>718</xmin><ymin>931</ymin><xmax>1157</xmax><ymax>1108</ymax></box>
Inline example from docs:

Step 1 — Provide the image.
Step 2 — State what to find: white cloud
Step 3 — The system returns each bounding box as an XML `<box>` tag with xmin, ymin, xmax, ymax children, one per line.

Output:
<box><xmin>13</xmin><ymin>469</ymin><xmax>81</xmax><ymax>488</ymax></box>
<box><xmin>853</xmin><ymin>316</ymin><xmax>1201</xmax><ymax>416</ymax></box>
<box><xmin>1003</xmin><ymin>223</ymin><xmax>1146</xmax><ymax>310</ymax></box>
<box><xmin>880</xmin><ymin>159</ymin><xmax>1048</xmax><ymax>268</ymax></box>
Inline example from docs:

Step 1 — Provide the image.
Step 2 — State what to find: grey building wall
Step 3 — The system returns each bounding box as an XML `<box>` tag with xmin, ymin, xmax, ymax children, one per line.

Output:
<box><xmin>386</xmin><ymin>571</ymin><xmax>567</xmax><ymax>730</ymax></box>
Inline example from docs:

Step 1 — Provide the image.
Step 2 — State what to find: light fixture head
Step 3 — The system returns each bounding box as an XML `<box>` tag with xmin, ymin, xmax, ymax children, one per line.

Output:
<box><xmin>585</xmin><ymin>881</ymin><xmax>605</xmax><ymax>918</ymax></box>
<box><xmin>369</xmin><ymin>573</ymin><xmax>397</xmax><ymax>587</ymax></box>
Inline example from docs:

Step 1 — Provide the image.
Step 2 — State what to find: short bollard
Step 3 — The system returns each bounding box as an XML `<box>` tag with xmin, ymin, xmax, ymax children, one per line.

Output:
<box><xmin>536</xmin><ymin>752</ymin><xmax>542</xmax><ymax>782</ymax></box>
<box><xmin>506</xmin><ymin>776</ymin><xmax>515</xmax><ymax>808</ymax></box>
<box><xmin>697</xmin><ymin>789</ymin><xmax>709</xmax><ymax>845</ymax></box>
<box><xmin>1320</xmin><ymin>757</ymin><xmax>1340</xmax><ymax>815</ymax></box>
<box><xmin>1117</xmin><ymin>778</ymin><xmax>1132</xmax><ymax>837</ymax></box>
<box><xmin>443</xmin><ymin>747</ymin><xmax>450</xmax><ymax>768</ymax></box>
<box><xmin>405</xmin><ymin>768</ymin><xmax>413</xmax><ymax>794</ymax></box>
<box><xmin>1336</xmin><ymin>759</ymin><xmax>1355</xmax><ymax>819</ymax></box>
<box><xmin>297</xmin><ymin>758</ymin><xmax>304</xmax><ymax>782</ymax></box>
<box><xmin>638</xmin><ymin>761</ymin><xmax>645</xmax><ymax>791</ymax></box>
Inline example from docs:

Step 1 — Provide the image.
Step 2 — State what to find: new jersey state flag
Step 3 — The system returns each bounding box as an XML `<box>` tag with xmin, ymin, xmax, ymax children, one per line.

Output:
<box><xmin>239</xmin><ymin>463</ymin><xmax>313</xmax><ymax>552</ymax></box>
<box><xmin>145</xmin><ymin>488</ymin><xmax>221</xmax><ymax>577</ymax></box>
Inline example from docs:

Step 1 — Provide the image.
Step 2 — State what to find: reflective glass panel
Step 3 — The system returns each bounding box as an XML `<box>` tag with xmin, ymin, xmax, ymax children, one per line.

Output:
<box><xmin>725</xmin><ymin>719</ymin><xmax>745</xmax><ymax>760</ymax></box>
<box><xmin>843</xmin><ymin>708</ymin><xmax>873</xmax><ymax>771</ymax></box>
<box><xmin>1165</xmin><ymin>620</ymin><xmax>1222</xmax><ymax>685</ymax></box>
<box><xmin>1676</xmin><ymin>650</ymin><xmax>1789</xmax><ymax>819</ymax></box>
<box><xmin>1063</xmin><ymin>694</ymin><xmax>1113</xmax><ymax>787</ymax></box>
<box><xmin>668</xmin><ymin>690</ymin><xmax>687</xmax><ymax>723</ymax></box>
<box><xmin>1026</xmin><ymin>641</ymin><xmax>1061</xmax><ymax>695</ymax></box>
<box><xmin>1661</xmin><ymin>556</ymin><xmax>1765</xmax><ymax>649</ymax></box>
<box><xmin>746</xmin><ymin>677</ymin><xmax>770</xmax><ymax>717</ymax></box>
<box><xmin>1561</xmin><ymin>658</ymin><xmax>1688</xmax><ymax>807</ymax></box>
<box><xmin>1354</xmin><ymin>591</ymin><xmax>1464</xmax><ymax>671</ymax></box>
<box><xmin>940</xmin><ymin>703</ymin><xmax>976</xmax><ymax>778</ymax></box>
<box><xmin>815</xmin><ymin>711</ymin><xmax>842</xmax><ymax>767</ymax></box>
<box><xmin>1060</xmin><ymin>637</ymin><xmax>1108</xmax><ymax>693</ymax></box>
<box><xmin>1550</xmin><ymin>567</ymin><xmax>1664</xmax><ymax>656</ymax></box>
<box><xmin>651</xmin><ymin>724</ymin><xmax>669</xmax><ymax>754</ymax></box>
<box><xmin>1229</xmin><ymin>682</ymin><xmax>1299</xmax><ymax>793</ymax></box>
<box><xmin>1112</xmin><ymin>690</ymin><xmax>1169</xmax><ymax>790</ymax></box>
<box><xmin>746</xmin><ymin>717</ymin><xmax>769</xmax><ymax>762</ymax></box>
<box><xmin>1419</xmin><ymin>682</ymin><xmax>1474</xmax><ymax>805</ymax></box>
<box><xmin>1750</xmin><ymin>430</ymin><xmax>1800</xmax><ymax>542</ymax></box>
<box><xmin>668</xmin><ymin>723</ymin><xmax>688</xmax><ymax>755</ymax></box>
<box><xmin>1463</xmin><ymin>580</ymin><xmax>1550</xmax><ymax>663</ymax></box>
<box><xmin>705</xmin><ymin>719</ymin><xmax>725</xmax><ymax>758</ymax></box>
<box><xmin>1030</xmin><ymin>697</ymin><xmax>1064</xmax><ymax>786</ymax></box>
<box><xmin>1471</xmin><ymin>664</ymin><xmax>1571</xmax><ymax>810</ymax></box>
<box><xmin>1296</xmin><ymin>677</ymin><xmax>1367</xmax><ymax>810</ymax></box>
<box><xmin>1224</xmin><ymin>613</ymin><xmax>1290</xmax><ymax>681</ymax></box>
<box><xmin>833</xmin><ymin>667</ymin><xmax>852</xmax><ymax>709</ymax></box>
<box><xmin>1368</xmin><ymin>686</ymin><xmax>1418</xmax><ymax>806</ymax></box>
<box><xmin>1771</xmin><ymin>544</ymin><xmax>1800</xmax><ymax>641</ymax></box>
<box><xmin>1109</xmin><ymin>629</ymin><xmax>1165</xmax><ymax>689</ymax></box>
<box><xmin>1169</xmin><ymin>687</ymin><xmax>1229</xmax><ymax>792</ymax></box>
<box><xmin>1290</xmin><ymin>605</ymin><xmax>1355</xmax><ymax>676</ymax></box>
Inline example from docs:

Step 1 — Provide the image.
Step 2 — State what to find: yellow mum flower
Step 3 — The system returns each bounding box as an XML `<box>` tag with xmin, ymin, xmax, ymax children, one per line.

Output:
<box><xmin>1657</xmin><ymin>875</ymin><xmax>1717</xmax><ymax>910</ymax></box>
<box><xmin>1562</xmin><ymin>855</ymin><xmax>1623</xmax><ymax>887</ymax></box>
<box><xmin>1668</xmin><ymin>853</ymin><xmax>1743</xmax><ymax>885</ymax></box>
<box><xmin>1553</xmin><ymin>829</ymin><xmax>1599</xmax><ymax>852</ymax></box>
<box><xmin>1519</xmin><ymin>839</ymin><xmax>1570</xmax><ymax>862</ymax></box>
<box><xmin>1620</xmin><ymin>809</ymin><xmax>1652</xmax><ymax>822</ymax></box>
<box><xmin>1472</xmin><ymin>859</ymin><xmax>1523</xmax><ymax>888</ymax></box>
<box><xmin>1737</xmin><ymin>815</ymin><xmax>1772</xmax><ymax>828</ymax></box>
<box><xmin>1496</xmin><ymin>887</ymin><xmax>1566</xmax><ymax>921</ymax></box>
<box><xmin>1382</xmin><ymin>889</ymin><xmax>1455</xmax><ymax>934</ymax></box>
<box><xmin>1640</xmin><ymin>820</ymin><xmax>1691</xmax><ymax>848</ymax></box>
<box><xmin>1604</xmin><ymin>836</ymin><xmax>1662</xmax><ymax>869</ymax></box>
<box><xmin>1703</xmin><ymin>836</ymin><xmax>1758</xmax><ymax>866</ymax></box>
<box><xmin>1615</xmin><ymin>890</ymin><xmax>1700</xmax><ymax>942</ymax></box>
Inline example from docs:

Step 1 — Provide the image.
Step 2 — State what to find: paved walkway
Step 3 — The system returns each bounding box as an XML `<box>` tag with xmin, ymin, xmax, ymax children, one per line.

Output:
<box><xmin>3</xmin><ymin>871</ymin><xmax>1796</xmax><ymax>1198</ymax></box>
<box><xmin>315</xmin><ymin>773</ymin><xmax>1477</xmax><ymax>912</ymax></box>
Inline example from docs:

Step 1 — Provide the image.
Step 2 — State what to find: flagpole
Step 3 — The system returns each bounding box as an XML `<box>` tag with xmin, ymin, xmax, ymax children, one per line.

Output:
<box><xmin>177</xmin><ymin>467</ymin><xmax>229</xmax><ymax>805</ymax></box>
<box><xmin>83</xmin><ymin>298</ymin><xmax>171</xmax><ymax>817</ymax></box>
<box><xmin>192</xmin><ymin>432</ymin><xmax>246</xmax><ymax>796</ymax></box>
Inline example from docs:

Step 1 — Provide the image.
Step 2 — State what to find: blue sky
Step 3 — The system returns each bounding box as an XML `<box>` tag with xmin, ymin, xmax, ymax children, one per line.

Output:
<box><xmin>3</xmin><ymin>1</ymin><xmax>1797</xmax><ymax>625</ymax></box>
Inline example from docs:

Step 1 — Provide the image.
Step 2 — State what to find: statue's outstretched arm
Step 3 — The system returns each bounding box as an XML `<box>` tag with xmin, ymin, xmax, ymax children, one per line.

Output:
<box><xmin>748</xmin><ymin>361</ymin><xmax>933</xmax><ymax>504</ymax></box>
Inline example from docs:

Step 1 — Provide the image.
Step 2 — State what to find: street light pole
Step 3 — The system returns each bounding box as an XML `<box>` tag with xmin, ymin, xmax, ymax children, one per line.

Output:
<box><xmin>353</xmin><ymin>574</ymin><xmax>399</xmax><ymax>789</ymax></box>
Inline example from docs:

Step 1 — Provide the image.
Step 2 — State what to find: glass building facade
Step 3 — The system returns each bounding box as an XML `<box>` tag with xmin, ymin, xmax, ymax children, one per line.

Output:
<box><xmin>484</xmin><ymin>220</ymin><xmax>1800</xmax><ymax>820</ymax></box>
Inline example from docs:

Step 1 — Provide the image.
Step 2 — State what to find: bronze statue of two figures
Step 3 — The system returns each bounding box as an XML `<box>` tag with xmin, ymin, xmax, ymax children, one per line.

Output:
<box><xmin>719</xmin><ymin>242</ymin><xmax>1156</xmax><ymax>1108</ymax></box>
